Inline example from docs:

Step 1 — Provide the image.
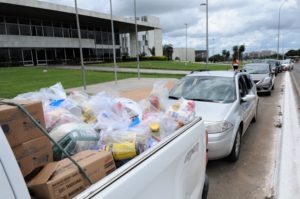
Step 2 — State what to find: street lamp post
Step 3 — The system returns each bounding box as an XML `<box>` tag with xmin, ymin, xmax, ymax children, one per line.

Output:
<box><xmin>185</xmin><ymin>23</ymin><xmax>188</xmax><ymax>64</ymax></box>
<box><xmin>134</xmin><ymin>0</ymin><xmax>140</xmax><ymax>79</ymax></box>
<box><xmin>74</xmin><ymin>0</ymin><xmax>86</xmax><ymax>90</ymax></box>
<box><xmin>212</xmin><ymin>38</ymin><xmax>214</xmax><ymax>63</ymax></box>
<box><xmin>277</xmin><ymin>0</ymin><xmax>286</xmax><ymax>60</ymax></box>
<box><xmin>109</xmin><ymin>0</ymin><xmax>118</xmax><ymax>84</ymax></box>
<box><xmin>201</xmin><ymin>0</ymin><xmax>208</xmax><ymax>70</ymax></box>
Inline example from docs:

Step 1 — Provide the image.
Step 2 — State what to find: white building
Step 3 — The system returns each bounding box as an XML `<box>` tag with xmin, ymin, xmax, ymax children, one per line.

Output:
<box><xmin>172</xmin><ymin>48</ymin><xmax>195</xmax><ymax>62</ymax></box>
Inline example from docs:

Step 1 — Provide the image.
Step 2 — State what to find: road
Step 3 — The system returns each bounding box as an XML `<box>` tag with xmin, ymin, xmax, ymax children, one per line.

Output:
<box><xmin>290</xmin><ymin>63</ymin><xmax>300</xmax><ymax>120</ymax></box>
<box><xmin>207</xmin><ymin>73</ymin><xmax>284</xmax><ymax>199</ymax></box>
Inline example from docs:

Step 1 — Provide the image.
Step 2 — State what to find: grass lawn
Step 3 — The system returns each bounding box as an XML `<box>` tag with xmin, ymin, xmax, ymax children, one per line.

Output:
<box><xmin>0</xmin><ymin>67</ymin><xmax>183</xmax><ymax>98</ymax></box>
<box><xmin>89</xmin><ymin>61</ymin><xmax>232</xmax><ymax>71</ymax></box>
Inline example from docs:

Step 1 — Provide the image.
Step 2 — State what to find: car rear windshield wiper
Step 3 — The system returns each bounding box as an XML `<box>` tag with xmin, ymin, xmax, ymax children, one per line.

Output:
<box><xmin>168</xmin><ymin>96</ymin><xmax>179</xmax><ymax>100</ymax></box>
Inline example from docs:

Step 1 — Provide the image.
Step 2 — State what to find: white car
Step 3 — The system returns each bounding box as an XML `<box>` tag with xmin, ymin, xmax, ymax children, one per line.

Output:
<box><xmin>281</xmin><ymin>59</ymin><xmax>293</xmax><ymax>71</ymax></box>
<box><xmin>168</xmin><ymin>71</ymin><xmax>259</xmax><ymax>162</ymax></box>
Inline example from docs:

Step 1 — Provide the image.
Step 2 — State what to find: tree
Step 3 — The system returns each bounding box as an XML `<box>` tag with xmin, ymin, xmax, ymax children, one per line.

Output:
<box><xmin>226</xmin><ymin>51</ymin><xmax>230</xmax><ymax>60</ymax></box>
<box><xmin>222</xmin><ymin>49</ymin><xmax>227</xmax><ymax>58</ymax></box>
<box><xmin>238</xmin><ymin>45</ymin><xmax>246</xmax><ymax>61</ymax></box>
<box><xmin>232</xmin><ymin>45</ymin><xmax>239</xmax><ymax>59</ymax></box>
<box><xmin>163</xmin><ymin>44</ymin><xmax>173</xmax><ymax>60</ymax></box>
<box><xmin>232</xmin><ymin>45</ymin><xmax>246</xmax><ymax>60</ymax></box>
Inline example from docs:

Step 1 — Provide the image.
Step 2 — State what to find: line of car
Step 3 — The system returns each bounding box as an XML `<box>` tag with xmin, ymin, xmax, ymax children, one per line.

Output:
<box><xmin>168</xmin><ymin>59</ymin><xmax>294</xmax><ymax>163</ymax></box>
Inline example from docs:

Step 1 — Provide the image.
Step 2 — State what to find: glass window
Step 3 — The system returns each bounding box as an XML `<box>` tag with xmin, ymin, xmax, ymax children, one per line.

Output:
<box><xmin>22</xmin><ymin>49</ymin><xmax>32</xmax><ymax>61</ymax></box>
<box><xmin>71</xmin><ymin>29</ymin><xmax>78</xmax><ymax>38</ymax></box>
<box><xmin>90</xmin><ymin>49</ymin><xmax>96</xmax><ymax>59</ymax></box>
<box><xmin>46</xmin><ymin>49</ymin><xmax>55</xmax><ymax>60</ymax></box>
<box><xmin>36</xmin><ymin>26</ymin><xmax>43</xmax><ymax>36</ymax></box>
<box><xmin>54</xmin><ymin>27</ymin><xmax>63</xmax><ymax>37</ymax></box>
<box><xmin>63</xmin><ymin>28</ymin><xmax>70</xmax><ymax>38</ymax></box>
<box><xmin>0</xmin><ymin>23</ymin><xmax>6</xmax><ymax>34</ymax></box>
<box><xmin>115</xmin><ymin>33</ymin><xmax>120</xmax><ymax>45</ymax></box>
<box><xmin>0</xmin><ymin>49</ymin><xmax>9</xmax><ymax>62</ymax></box>
<box><xmin>103</xmin><ymin>32</ymin><xmax>109</xmax><ymax>45</ymax></box>
<box><xmin>7</xmin><ymin>24</ymin><xmax>19</xmax><ymax>35</ymax></box>
<box><xmin>31</xmin><ymin>19</ymin><xmax>41</xmax><ymax>25</ymax></box>
<box><xmin>88</xmin><ymin>31</ymin><xmax>95</xmax><ymax>39</ymax></box>
<box><xmin>65</xmin><ymin>48</ymin><xmax>74</xmax><ymax>59</ymax></box>
<box><xmin>19</xmin><ymin>18</ymin><xmax>30</xmax><ymax>25</ymax></box>
<box><xmin>10</xmin><ymin>48</ymin><xmax>22</xmax><ymax>61</ymax></box>
<box><xmin>96</xmin><ymin>49</ymin><xmax>103</xmax><ymax>59</ymax></box>
<box><xmin>95</xmin><ymin>31</ymin><xmax>102</xmax><ymax>44</ymax></box>
<box><xmin>242</xmin><ymin>75</ymin><xmax>253</xmax><ymax>91</ymax></box>
<box><xmin>0</xmin><ymin>16</ymin><xmax>4</xmax><ymax>22</ymax></box>
<box><xmin>5</xmin><ymin>16</ymin><xmax>17</xmax><ymax>23</ymax></box>
<box><xmin>81</xmin><ymin>29</ymin><xmax>88</xmax><ymax>39</ymax></box>
<box><xmin>37</xmin><ymin>49</ymin><xmax>46</xmax><ymax>61</ymax></box>
<box><xmin>238</xmin><ymin>77</ymin><xmax>248</xmax><ymax>97</ymax></box>
<box><xmin>56</xmin><ymin>48</ymin><xmax>65</xmax><ymax>60</ymax></box>
<box><xmin>20</xmin><ymin>24</ymin><xmax>31</xmax><ymax>36</ymax></box>
<box><xmin>43</xmin><ymin>26</ymin><xmax>53</xmax><ymax>37</ymax></box>
<box><xmin>169</xmin><ymin>76</ymin><xmax>237</xmax><ymax>103</ymax></box>
<box><xmin>83</xmin><ymin>48</ymin><xmax>89</xmax><ymax>59</ymax></box>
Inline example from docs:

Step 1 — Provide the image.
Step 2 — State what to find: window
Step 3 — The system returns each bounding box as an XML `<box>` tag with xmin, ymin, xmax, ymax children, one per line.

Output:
<box><xmin>43</xmin><ymin>26</ymin><xmax>53</xmax><ymax>37</ymax></box>
<box><xmin>20</xmin><ymin>24</ymin><xmax>31</xmax><ymax>36</ymax></box>
<box><xmin>36</xmin><ymin>26</ymin><xmax>43</xmax><ymax>36</ymax></box>
<box><xmin>6</xmin><ymin>24</ymin><xmax>19</xmax><ymax>35</ymax></box>
<box><xmin>242</xmin><ymin>75</ymin><xmax>253</xmax><ymax>91</ymax></box>
<box><xmin>5</xmin><ymin>16</ymin><xmax>17</xmax><ymax>23</ymax></box>
<box><xmin>54</xmin><ymin>27</ymin><xmax>63</xmax><ymax>37</ymax></box>
<box><xmin>10</xmin><ymin>48</ymin><xmax>22</xmax><ymax>61</ymax></box>
<box><xmin>0</xmin><ymin>49</ymin><xmax>9</xmax><ymax>62</ymax></box>
<box><xmin>238</xmin><ymin>76</ymin><xmax>248</xmax><ymax>97</ymax></box>
<box><xmin>63</xmin><ymin>28</ymin><xmax>70</xmax><ymax>38</ymax></box>
<box><xmin>0</xmin><ymin>23</ymin><xmax>6</xmax><ymax>34</ymax></box>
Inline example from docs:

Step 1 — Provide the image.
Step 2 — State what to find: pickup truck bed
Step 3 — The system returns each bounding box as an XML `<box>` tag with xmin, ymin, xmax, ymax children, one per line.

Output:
<box><xmin>0</xmin><ymin>117</ymin><xmax>208</xmax><ymax>199</ymax></box>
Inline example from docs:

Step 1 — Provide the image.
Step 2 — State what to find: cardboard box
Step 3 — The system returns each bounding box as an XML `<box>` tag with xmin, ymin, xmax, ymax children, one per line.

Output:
<box><xmin>0</xmin><ymin>100</ymin><xmax>45</xmax><ymax>147</ymax></box>
<box><xmin>13</xmin><ymin>136</ymin><xmax>53</xmax><ymax>177</ymax></box>
<box><xmin>28</xmin><ymin>150</ymin><xmax>116</xmax><ymax>199</ymax></box>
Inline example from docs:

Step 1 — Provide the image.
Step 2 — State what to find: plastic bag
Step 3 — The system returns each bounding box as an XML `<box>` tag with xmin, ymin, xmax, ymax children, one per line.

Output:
<box><xmin>44</xmin><ymin>109</ymin><xmax>82</xmax><ymax>131</ymax></box>
<box><xmin>166</xmin><ymin>98</ymin><xmax>196</xmax><ymax>126</ymax></box>
<box><xmin>100</xmin><ymin>128</ymin><xmax>150</xmax><ymax>160</ymax></box>
<box><xmin>140</xmin><ymin>82</ymin><xmax>169</xmax><ymax>119</ymax></box>
<box><xmin>50</xmin><ymin>122</ymin><xmax>99</xmax><ymax>160</ymax></box>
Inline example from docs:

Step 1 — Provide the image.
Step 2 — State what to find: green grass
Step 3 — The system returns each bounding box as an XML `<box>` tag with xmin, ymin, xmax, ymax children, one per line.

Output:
<box><xmin>89</xmin><ymin>61</ymin><xmax>231</xmax><ymax>71</ymax></box>
<box><xmin>0</xmin><ymin>67</ymin><xmax>183</xmax><ymax>98</ymax></box>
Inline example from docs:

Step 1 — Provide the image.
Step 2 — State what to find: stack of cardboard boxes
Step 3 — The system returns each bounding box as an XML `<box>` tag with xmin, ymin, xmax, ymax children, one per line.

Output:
<box><xmin>0</xmin><ymin>100</ymin><xmax>52</xmax><ymax>177</ymax></box>
<box><xmin>0</xmin><ymin>100</ymin><xmax>116</xmax><ymax>199</ymax></box>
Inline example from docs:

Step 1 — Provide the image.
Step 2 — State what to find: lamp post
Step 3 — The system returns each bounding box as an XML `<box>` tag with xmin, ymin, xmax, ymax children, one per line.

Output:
<box><xmin>109</xmin><ymin>0</ymin><xmax>118</xmax><ymax>84</ymax></box>
<box><xmin>74</xmin><ymin>0</ymin><xmax>86</xmax><ymax>90</ymax></box>
<box><xmin>212</xmin><ymin>37</ymin><xmax>214</xmax><ymax>63</ymax></box>
<box><xmin>134</xmin><ymin>0</ymin><xmax>140</xmax><ymax>79</ymax></box>
<box><xmin>185</xmin><ymin>23</ymin><xmax>188</xmax><ymax>64</ymax></box>
<box><xmin>201</xmin><ymin>0</ymin><xmax>208</xmax><ymax>70</ymax></box>
<box><xmin>277</xmin><ymin>0</ymin><xmax>286</xmax><ymax>60</ymax></box>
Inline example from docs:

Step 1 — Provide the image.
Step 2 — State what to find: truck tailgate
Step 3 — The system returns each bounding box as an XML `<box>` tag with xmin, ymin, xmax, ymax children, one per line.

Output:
<box><xmin>75</xmin><ymin>117</ymin><xmax>206</xmax><ymax>199</ymax></box>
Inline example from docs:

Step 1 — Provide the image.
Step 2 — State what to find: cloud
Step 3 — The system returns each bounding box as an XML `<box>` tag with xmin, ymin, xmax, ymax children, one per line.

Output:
<box><xmin>41</xmin><ymin>0</ymin><xmax>300</xmax><ymax>54</ymax></box>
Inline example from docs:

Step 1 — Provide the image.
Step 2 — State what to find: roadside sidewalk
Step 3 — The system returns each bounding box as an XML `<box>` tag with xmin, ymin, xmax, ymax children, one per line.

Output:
<box><xmin>277</xmin><ymin>72</ymin><xmax>300</xmax><ymax>198</ymax></box>
<box><xmin>53</xmin><ymin>65</ymin><xmax>190</xmax><ymax>75</ymax></box>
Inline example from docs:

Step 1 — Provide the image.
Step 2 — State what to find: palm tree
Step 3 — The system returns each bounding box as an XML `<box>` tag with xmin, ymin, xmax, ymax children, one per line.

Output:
<box><xmin>226</xmin><ymin>50</ymin><xmax>230</xmax><ymax>61</ymax></box>
<box><xmin>222</xmin><ymin>49</ymin><xmax>227</xmax><ymax>58</ymax></box>
<box><xmin>232</xmin><ymin>45</ymin><xmax>239</xmax><ymax>59</ymax></box>
<box><xmin>238</xmin><ymin>45</ymin><xmax>245</xmax><ymax>61</ymax></box>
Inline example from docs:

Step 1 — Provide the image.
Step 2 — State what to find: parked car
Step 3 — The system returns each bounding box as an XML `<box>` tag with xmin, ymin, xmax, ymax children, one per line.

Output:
<box><xmin>168</xmin><ymin>71</ymin><xmax>259</xmax><ymax>162</ymax></box>
<box><xmin>243</xmin><ymin>63</ymin><xmax>275</xmax><ymax>95</ymax></box>
<box><xmin>281</xmin><ymin>59</ymin><xmax>293</xmax><ymax>71</ymax></box>
<box><xmin>262</xmin><ymin>59</ymin><xmax>281</xmax><ymax>75</ymax></box>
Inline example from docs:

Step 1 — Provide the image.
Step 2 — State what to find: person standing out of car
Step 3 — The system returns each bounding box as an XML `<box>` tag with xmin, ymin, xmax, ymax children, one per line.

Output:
<box><xmin>232</xmin><ymin>57</ymin><xmax>239</xmax><ymax>71</ymax></box>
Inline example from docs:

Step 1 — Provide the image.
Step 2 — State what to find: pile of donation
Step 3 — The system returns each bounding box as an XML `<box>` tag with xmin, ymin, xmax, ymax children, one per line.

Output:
<box><xmin>2</xmin><ymin>82</ymin><xmax>196</xmax><ymax>199</ymax></box>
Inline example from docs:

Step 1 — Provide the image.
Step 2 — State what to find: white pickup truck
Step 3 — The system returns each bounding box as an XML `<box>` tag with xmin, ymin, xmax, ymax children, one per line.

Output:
<box><xmin>0</xmin><ymin>117</ymin><xmax>208</xmax><ymax>199</ymax></box>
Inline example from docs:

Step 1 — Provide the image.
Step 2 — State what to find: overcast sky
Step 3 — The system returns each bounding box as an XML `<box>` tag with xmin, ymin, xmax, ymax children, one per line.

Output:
<box><xmin>42</xmin><ymin>0</ymin><xmax>299</xmax><ymax>55</ymax></box>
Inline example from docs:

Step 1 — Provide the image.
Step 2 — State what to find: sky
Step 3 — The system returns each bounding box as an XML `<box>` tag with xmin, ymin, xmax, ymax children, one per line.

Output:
<box><xmin>42</xmin><ymin>0</ymin><xmax>300</xmax><ymax>55</ymax></box>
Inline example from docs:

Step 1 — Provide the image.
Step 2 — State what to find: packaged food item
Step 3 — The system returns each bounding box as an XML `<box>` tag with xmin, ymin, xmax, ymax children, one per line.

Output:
<box><xmin>166</xmin><ymin>98</ymin><xmax>196</xmax><ymax>126</ymax></box>
<box><xmin>49</xmin><ymin>123</ymin><xmax>99</xmax><ymax>160</ymax></box>
<box><xmin>105</xmin><ymin>142</ymin><xmax>137</xmax><ymax>160</ymax></box>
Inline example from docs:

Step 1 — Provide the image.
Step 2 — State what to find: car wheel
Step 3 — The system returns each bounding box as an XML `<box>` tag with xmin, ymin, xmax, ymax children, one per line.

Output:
<box><xmin>251</xmin><ymin>101</ymin><xmax>258</xmax><ymax>123</ymax></box>
<box><xmin>228</xmin><ymin>127</ymin><xmax>242</xmax><ymax>162</ymax></box>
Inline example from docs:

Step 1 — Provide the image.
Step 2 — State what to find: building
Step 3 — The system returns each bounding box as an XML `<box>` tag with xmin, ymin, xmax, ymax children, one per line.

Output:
<box><xmin>0</xmin><ymin>0</ymin><xmax>162</xmax><ymax>66</ymax></box>
<box><xmin>172</xmin><ymin>48</ymin><xmax>195</xmax><ymax>62</ymax></box>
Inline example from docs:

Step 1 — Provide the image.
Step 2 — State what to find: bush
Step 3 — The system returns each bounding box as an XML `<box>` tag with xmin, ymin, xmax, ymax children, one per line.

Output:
<box><xmin>142</xmin><ymin>56</ymin><xmax>168</xmax><ymax>61</ymax></box>
<box><xmin>175</xmin><ymin>57</ymin><xmax>180</xmax><ymax>61</ymax></box>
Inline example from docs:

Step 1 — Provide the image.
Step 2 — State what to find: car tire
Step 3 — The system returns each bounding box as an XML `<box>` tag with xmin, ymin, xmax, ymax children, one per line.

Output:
<box><xmin>228</xmin><ymin>127</ymin><xmax>242</xmax><ymax>162</ymax></box>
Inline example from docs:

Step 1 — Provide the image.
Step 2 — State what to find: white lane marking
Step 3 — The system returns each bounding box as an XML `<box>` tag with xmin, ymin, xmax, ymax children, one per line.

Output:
<box><xmin>278</xmin><ymin>72</ymin><xmax>300</xmax><ymax>198</ymax></box>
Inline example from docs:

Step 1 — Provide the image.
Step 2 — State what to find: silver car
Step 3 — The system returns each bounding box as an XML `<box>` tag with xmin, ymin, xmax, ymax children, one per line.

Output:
<box><xmin>168</xmin><ymin>71</ymin><xmax>259</xmax><ymax>162</ymax></box>
<box><xmin>243</xmin><ymin>63</ymin><xmax>275</xmax><ymax>95</ymax></box>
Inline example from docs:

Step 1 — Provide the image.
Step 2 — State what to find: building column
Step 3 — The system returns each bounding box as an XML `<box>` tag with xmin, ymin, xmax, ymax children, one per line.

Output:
<box><xmin>129</xmin><ymin>32</ymin><xmax>138</xmax><ymax>57</ymax></box>
<box><xmin>153</xmin><ymin>28</ymin><xmax>162</xmax><ymax>56</ymax></box>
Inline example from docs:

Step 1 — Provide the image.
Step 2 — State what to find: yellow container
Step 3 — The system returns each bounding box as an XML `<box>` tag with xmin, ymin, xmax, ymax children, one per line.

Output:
<box><xmin>105</xmin><ymin>142</ymin><xmax>137</xmax><ymax>160</ymax></box>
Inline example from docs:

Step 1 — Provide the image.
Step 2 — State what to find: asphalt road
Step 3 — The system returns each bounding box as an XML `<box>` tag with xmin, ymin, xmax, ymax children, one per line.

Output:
<box><xmin>206</xmin><ymin>73</ymin><xmax>284</xmax><ymax>199</ymax></box>
<box><xmin>290</xmin><ymin>63</ymin><xmax>300</xmax><ymax>119</ymax></box>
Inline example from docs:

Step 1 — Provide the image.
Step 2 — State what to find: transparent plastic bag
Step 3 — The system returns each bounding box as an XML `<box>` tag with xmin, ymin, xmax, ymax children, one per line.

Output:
<box><xmin>44</xmin><ymin>109</ymin><xmax>82</xmax><ymax>132</ymax></box>
<box><xmin>166</xmin><ymin>98</ymin><xmax>196</xmax><ymax>126</ymax></box>
<box><xmin>50</xmin><ymin>122</ymin><xmax>99</xmax><ymax>160</ymax></box>
<box><xmin>141</xmin><ymin>81</ymin><xmax>169</xmax><ymax>119</ymax></box>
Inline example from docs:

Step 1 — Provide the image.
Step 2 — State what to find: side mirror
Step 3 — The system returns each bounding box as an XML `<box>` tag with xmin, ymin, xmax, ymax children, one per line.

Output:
<box><xmin>241</xmin><ymin>94</ymin><xmax>256</xmax><ymax>103</ymax></box>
